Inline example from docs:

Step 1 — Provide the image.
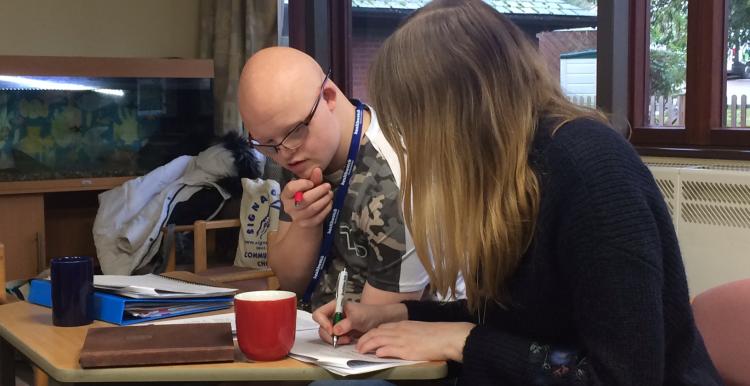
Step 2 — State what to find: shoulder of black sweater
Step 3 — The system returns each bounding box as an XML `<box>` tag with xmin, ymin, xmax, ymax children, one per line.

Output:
<box><xmin>535</xmin><ymin>118</ymin><xmax>636</xmax><ymax>162</ymax></box>
<box><xmin>533</xmin><ymin>117</ymin><xmax>669</xmax><ymax>271</ymax></box>
<box><xmin>532</xmin><ymin>118</ymin><xmax>653</xmax><ymax>189</ymax></box>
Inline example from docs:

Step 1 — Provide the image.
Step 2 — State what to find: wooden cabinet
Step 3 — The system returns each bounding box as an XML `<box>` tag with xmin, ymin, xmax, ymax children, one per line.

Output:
<box><xmin>0</xmin><ymin>194</ymin><xmax>45</xmax><ymax>281</ymax></box>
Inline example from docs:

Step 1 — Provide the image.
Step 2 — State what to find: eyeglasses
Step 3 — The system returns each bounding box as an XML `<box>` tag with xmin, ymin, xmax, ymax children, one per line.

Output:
<box><xmin>250</xmin><ymin>68</ymin><xmax>331</xmax><ymax>154</ymax></box>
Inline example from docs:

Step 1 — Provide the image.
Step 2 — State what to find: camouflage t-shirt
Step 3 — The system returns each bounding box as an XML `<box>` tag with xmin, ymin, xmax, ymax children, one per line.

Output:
<box><xmin>278</xmin><ymin>106</ymin><xmax>429</xmax><ymax>308</ymax></box>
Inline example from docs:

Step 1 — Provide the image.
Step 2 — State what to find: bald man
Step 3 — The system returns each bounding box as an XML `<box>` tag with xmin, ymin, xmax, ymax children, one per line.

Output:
<box><xmin>238</xmin><ymin>47</ymin><xmax>428</xmax><ymax>309</ymax></box>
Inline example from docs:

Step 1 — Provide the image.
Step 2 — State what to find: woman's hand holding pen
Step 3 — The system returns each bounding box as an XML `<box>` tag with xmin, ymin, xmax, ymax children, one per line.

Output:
<box><xmin>312</xmin><ymin>301</ymin><xmax>407</xmax><ymax>346</ymax></box>
<box><xmin>282</xmin><ymin>167</ymin><xmax>333</xmax><ymax>228</ymax></box>
<box><xmin>312</xmin><ymin>300</ymin><xmax>475</xmax><ymax>362</ymax></box>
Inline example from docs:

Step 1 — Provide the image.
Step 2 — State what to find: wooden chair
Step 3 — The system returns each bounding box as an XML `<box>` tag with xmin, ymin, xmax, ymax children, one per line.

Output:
<box><xmin>161</xmin><ymin>219</ymin><xmax>278</xmax><ymax>292</ymax></box>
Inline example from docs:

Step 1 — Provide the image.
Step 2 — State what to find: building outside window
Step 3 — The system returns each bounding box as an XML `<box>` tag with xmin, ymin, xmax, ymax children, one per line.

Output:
<box><xmin>350</xmin><ymin>0</ymin><xmax>598</xmax><ymax>106</ymax></box>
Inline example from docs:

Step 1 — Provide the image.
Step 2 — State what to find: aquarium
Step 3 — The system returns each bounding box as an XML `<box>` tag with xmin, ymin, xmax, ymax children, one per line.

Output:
<box><xmin>0</xmin><ymin>75</ymin><xmax>213</xmax><ymax>182</ymax></box>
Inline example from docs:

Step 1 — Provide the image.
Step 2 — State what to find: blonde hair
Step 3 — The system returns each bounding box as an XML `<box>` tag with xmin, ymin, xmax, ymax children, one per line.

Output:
<box><xmin>369</xmin><ymin>0</ymin><xmax>606</xmax><ymax>312</ymax></box>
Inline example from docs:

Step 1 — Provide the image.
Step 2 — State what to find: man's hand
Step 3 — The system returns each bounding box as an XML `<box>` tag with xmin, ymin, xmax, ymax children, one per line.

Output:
<box><xmin>282</xmin><ymin>167</ymin><xmax>333</xmax><ymax>227</ymax></box>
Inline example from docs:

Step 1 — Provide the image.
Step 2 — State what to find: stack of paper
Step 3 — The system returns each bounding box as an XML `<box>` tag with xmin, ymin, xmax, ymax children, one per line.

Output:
<box><xmin>125</xmin><ymin>302</ymin><xmax>232</xmax><ymax>318</ymax></box>
<box><xmin>94</xmin><ymin>274</ymin><xmax>236</xmax><ymax>299</ymax></box>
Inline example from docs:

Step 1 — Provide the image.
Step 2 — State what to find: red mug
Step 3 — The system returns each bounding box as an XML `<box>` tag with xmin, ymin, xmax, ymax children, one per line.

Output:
<box><xmin>234</xmin><ymin>290</ymin><xmax>297</xmax><ymax>361</ymax></box>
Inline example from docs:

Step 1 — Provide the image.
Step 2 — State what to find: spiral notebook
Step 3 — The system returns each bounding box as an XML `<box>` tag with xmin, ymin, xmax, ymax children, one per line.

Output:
<box><xmin>94</xmin><ymin>272</ymin><xmax>237</xmax><ymax>299</ymax></box>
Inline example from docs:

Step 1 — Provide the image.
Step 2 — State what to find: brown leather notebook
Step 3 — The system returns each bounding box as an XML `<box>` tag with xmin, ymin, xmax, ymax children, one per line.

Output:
<box><xmin>79</xmin><ymin>323</ymin><xmax>234</xmax><ymax>368</ymax></box>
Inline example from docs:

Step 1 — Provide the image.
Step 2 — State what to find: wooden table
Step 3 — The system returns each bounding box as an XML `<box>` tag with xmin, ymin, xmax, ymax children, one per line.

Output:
<box><xmin>0</xmin><ymin>301</ymin><xmax>447</xmax><ymax>385</ymax></box>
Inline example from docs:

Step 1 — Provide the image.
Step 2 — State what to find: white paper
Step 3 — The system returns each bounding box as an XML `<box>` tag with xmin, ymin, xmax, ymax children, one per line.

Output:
<box><xmin>288</xmin><ymin>329</ymin><xmax>422</xmax><ymax>376</ymax></box>
<box><xmin>94</xmin><ymin>274</ymin><xmax>236</xmax><ymax>298</ymax></box>
<box><xmin>141</xmin><ymin>312</ymin><xmax>422</xmax><ymax>376</ymax></box>
<box><xmin>141</xmin><ymin>309</ymin><xmax>319</xmax><ymax>333</ymax></box>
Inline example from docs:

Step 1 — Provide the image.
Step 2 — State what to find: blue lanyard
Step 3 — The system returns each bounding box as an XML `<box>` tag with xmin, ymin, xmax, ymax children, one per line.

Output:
<box><xmin>301</xmin><ymin>100</ymin><xmax>365</xmax><ymax>304</ymax></box>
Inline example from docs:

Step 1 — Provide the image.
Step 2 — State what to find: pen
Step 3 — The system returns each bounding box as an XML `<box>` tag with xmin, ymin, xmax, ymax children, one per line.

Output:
<box><xmin>332</xmin><ymin>268</ymin><xmax>347</xmax><ymax>348</ymax></box>
<box><xmin>294</xmin><ymin>191</ymin><xmax>304</xmax><ymax>208</ymax></box>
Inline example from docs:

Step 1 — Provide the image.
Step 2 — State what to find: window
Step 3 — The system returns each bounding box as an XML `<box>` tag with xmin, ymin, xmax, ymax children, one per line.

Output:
<box><xmin>646</xmin><ymin>0</ymin><xmax>687</xmax><ymax>128</ymax></box>
<box><xmin>279</xmin><ymin>0</ymin><xmax>290</xmax><ymax>47</ymax></box>
<box><xmin>631</xmin><ymin>0</ymin><xmax>750</xmax><ymax>155</ymax></box>
<box><xmin>293</xmin><ymin>1</ymin><xmax>749</xmax><ymax>156</ymax></box>
<box><xmin>349</xmin><ymin>1</ymin><xmax>598</xmax><ymax>106</ymax></box>
<box><xmin>726</xmin><ymin>0</ymin><xmax>750</xmax><ymax>128</ymax></box>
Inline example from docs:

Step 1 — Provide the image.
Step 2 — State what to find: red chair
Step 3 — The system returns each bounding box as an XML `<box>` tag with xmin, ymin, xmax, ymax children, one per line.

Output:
<box><xmin>692</xmin><ymin>279</ymin><xmax>750</xmax><ymax>386</ymax></box>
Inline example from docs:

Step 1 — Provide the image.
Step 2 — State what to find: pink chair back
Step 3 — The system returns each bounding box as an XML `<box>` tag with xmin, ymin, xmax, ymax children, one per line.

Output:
<box><xmin>692</xmin><ymin>278</ymin><xmax>750</xmax><ymax>386</ymax></box>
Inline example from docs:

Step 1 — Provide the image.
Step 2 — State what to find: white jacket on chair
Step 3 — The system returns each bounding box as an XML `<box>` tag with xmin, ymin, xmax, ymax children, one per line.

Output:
<box><xmin>93</xmin><ymin>145</ymin><xmax>236</xmax><ymax>274</ymax></box>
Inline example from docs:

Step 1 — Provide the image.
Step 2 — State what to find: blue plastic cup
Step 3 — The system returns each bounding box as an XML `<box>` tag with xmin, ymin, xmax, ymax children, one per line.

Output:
<box><xmin>50</xmin><ymin>256</ymin><xmax>94</xmax><ymax>327</ymax></box>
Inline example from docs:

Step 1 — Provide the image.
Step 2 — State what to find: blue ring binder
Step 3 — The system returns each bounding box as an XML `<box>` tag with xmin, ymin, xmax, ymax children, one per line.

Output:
<box><xmin>28</xmin><ymin>279</ymin><xmax>233</xmax><ymax>326</ymax></box>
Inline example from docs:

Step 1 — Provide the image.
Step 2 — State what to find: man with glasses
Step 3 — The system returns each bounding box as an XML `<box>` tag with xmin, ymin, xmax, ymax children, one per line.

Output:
<box><xmin>237</xmin><ymin>47</ymin><xmax>429</xmax><ymax>309</ymax></box>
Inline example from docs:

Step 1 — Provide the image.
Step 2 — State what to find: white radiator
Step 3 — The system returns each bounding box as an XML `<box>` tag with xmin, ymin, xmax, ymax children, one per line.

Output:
<box><xmin>644</xmin><ymin>157</ymin><xmax>750</xmax><ymax>296</ymax></box>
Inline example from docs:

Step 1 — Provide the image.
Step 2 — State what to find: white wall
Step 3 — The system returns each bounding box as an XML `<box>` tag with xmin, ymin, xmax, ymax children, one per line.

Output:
<box><xmin>0</xmin><ymin>0</ymin><xmax>201</xmax><ymax>58</ymax></box>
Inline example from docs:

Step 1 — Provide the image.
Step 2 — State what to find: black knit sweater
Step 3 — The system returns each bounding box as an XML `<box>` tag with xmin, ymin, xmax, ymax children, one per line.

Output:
<box><xmin>404</xmin><ymin>119</ymin><xmax>722</xmax><ymax>385</ymax></box>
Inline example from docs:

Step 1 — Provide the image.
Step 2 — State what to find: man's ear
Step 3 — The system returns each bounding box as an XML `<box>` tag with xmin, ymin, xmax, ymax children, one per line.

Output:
<box><xmin>321</xmin><ymin>85</ymin><xmax>337</xmax><ymax>112</ymax></box>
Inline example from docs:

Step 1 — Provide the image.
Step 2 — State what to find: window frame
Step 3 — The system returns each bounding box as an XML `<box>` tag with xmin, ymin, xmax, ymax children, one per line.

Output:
<box><xmin>630</xmin><ymin>0</ymin><xmax>750</xmax><ymax>159</ymax></box>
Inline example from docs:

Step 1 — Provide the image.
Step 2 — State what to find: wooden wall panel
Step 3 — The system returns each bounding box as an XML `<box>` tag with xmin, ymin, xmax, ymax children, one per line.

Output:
<box><xmin>0</xmin><ymin>194</ymin><xmax>45</xmax><ymax>281</ymax></box>
<box><xmin>44</xmin><ymin>191</ymin><xmax>100</xmax><ymax>269</ymax></box>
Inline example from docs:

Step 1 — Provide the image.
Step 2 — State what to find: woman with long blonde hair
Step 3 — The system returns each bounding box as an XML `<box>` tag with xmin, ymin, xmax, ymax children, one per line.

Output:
<box><xmin>312</xmin><ymin>1</ymin><xmax>721</xmax><ymax>384</ymax></box>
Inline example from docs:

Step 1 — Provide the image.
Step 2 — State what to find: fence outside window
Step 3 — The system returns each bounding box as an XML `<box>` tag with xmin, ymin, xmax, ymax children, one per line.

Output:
<box><xmin>568</xmin><ymin>94</ymin><xmax>750</xmax><ymax>128</ymax></box>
